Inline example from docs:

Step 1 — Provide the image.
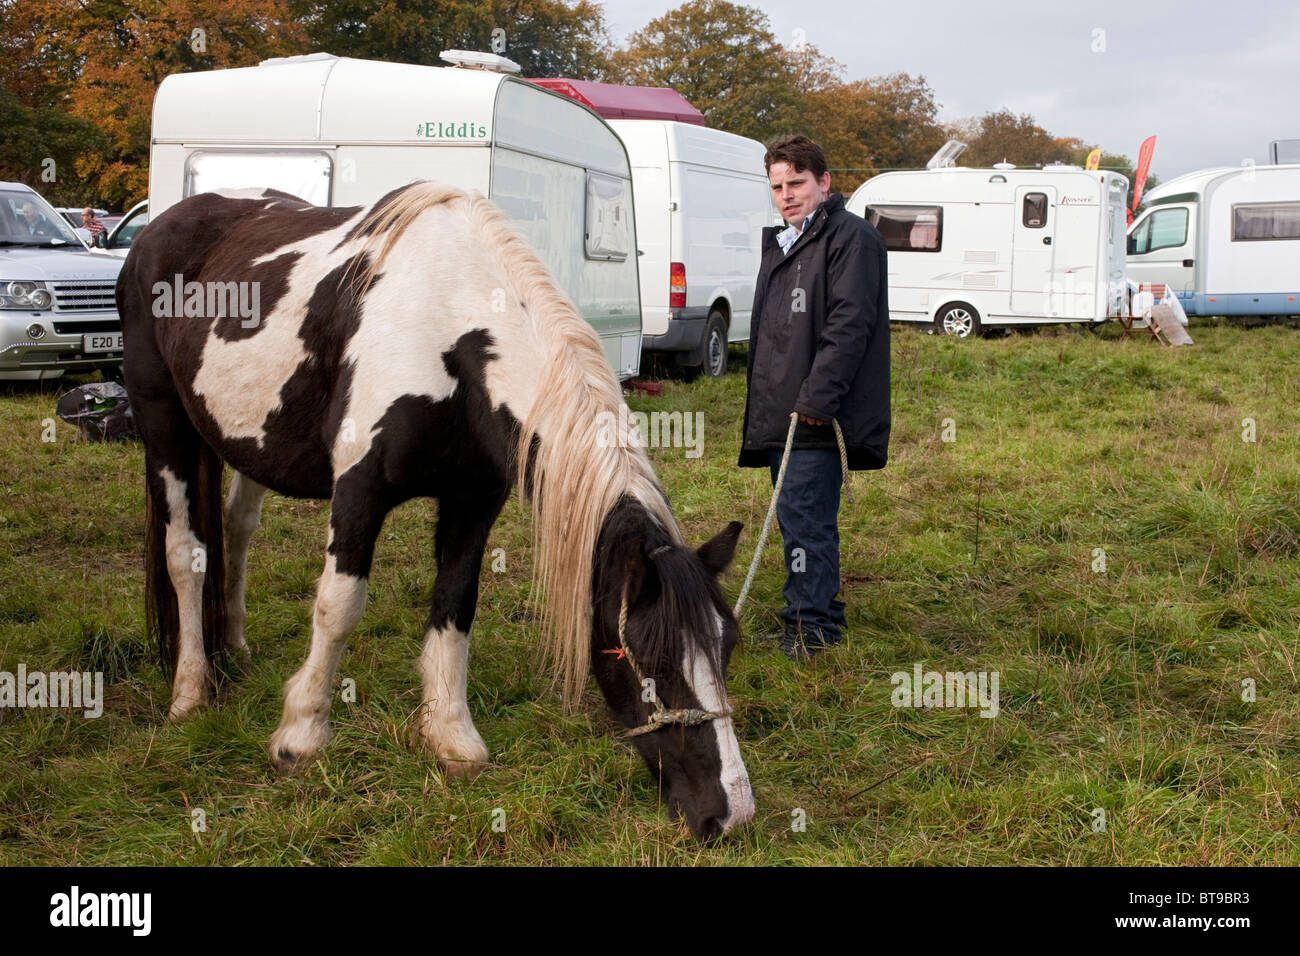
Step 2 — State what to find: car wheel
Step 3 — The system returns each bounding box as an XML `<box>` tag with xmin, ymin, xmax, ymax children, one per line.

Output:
<box><xmin>934</xmin><ymin>302</ymin><xmax>981</xmax><ymax>337</ymax></box>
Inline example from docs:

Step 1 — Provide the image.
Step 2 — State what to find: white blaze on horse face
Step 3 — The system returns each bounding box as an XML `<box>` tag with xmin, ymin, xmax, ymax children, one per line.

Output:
<box><xmin>683</xmin><ymin>613</ymin><xmax>756</xmax><ymax>834</ymax></box>
<box><xmin>417</xmin><ymin>621</ymin><xmax>489</xmax><ymax>776</ymax></box>
<box><xmin>160</xmin><ymin>466</ymin><xmax>209</xmax><ymax>720</ymax></box>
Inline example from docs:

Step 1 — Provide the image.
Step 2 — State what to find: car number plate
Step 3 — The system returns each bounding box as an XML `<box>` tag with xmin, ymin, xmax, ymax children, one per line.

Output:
<box><xmin>83</xmin><ymin>333</ymin><xmax>123</xmax><ymax>353</ymax></box>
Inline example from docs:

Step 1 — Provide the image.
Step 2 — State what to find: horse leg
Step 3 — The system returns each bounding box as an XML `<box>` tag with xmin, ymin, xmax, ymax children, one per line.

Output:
<box><xmin>223</xmin><ymin>471</ymin><xmax>267</xmax><ymax>668</ymax></box>
<box><xmin>269</xmin><ymin>482</ymin><xmax>385</xmax><ymax>775</ymax></box>
<box><xmin>417</xmin><ymin>491</ymin><xmax>508</xmax><ymax>778</ymax></box>
<box><xmin>151</xmin><ymin>453</ymin><xmax>217</xmax><ymax>721</ymax></box>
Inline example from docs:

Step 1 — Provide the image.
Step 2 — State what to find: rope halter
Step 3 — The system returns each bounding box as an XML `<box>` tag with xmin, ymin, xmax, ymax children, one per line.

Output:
<box><xmin>608</xmin><ymin>564</ymin><xmax>731</xmax><ymax>739</ymax></box>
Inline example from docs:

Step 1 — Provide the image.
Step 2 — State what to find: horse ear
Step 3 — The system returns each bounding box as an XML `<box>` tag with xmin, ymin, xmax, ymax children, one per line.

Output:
<box><xmin>697</xmin><ymin>521</ymin><xmax>743</xmax><ymax>576</ymax></box>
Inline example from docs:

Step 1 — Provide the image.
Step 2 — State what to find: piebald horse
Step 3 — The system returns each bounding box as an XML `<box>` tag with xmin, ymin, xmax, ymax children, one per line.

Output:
<box><xmin>116</xmin><ymin>183</ymin><xmax>756</xmax><ymax>841</ymax></box>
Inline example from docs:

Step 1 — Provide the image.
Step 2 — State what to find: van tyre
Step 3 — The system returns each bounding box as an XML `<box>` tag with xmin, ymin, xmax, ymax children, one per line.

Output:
<box><xmin>934</xmin><ymin>302</ymin><xmax>981</xmax><ymax>338</ymax></box>
<box><xmin>680</xmin><ymin>311</ymin><xmax>728</xmax><ymax>380</ymax></box>
<box><xmin>702</xmin><ymin>311</ymin><xmax>728</xmax><ymax>378</ymax></box>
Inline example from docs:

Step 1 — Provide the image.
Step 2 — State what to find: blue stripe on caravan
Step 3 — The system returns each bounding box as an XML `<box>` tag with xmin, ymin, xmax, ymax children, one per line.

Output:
<box><xmin>1196</xmin><ymin>292</ymin><xmax>1300</xmax><ymax>316</ymax></box>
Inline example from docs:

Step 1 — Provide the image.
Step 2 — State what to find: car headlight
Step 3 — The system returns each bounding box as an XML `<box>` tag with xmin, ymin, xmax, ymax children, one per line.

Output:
<box><xmin>0</xmin><ymin>280</ymin><xmax>54</xmax><ymax>310</ymax></box>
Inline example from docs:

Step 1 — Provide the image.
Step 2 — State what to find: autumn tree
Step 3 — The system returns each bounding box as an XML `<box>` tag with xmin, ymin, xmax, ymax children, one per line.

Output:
<box><xmin>2</xmin><ymin>0</ymin><xmax>305</xmax><ymax>209</ymax></box>
<box><xmin>809</xmin><ymin>74</ymin><xmax>946</xmax><ymax>195</ymax></box>
<box><xmin>608</xmin><ymin>0</ymin><xmax>802</xmax><ymax>141</ymax></box>
<box><xmin>290</xmin><ymin>0</ymin><xmax>612</xmax><ymax>77</ymax></box>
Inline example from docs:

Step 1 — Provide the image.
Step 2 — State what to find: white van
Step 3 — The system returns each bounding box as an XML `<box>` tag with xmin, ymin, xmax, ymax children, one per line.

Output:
<box><xmin>609</xmin><ymin>119</ymin><xmax>771</xmax><ymax>377</ymax></box>
<box><xmin>147</xmin><ymin>52</ymin><xmax>643</xmax><ymax>378</ymax></box>
<box><xmin>1127</xmin><ymin>163</ymin><xmax>1300</xmax><ymax>318</ymax></box>
<box><xmin>845</xmin><ymin>166</ymin><xmax>1130</xmax><ymax>335</ymax></box>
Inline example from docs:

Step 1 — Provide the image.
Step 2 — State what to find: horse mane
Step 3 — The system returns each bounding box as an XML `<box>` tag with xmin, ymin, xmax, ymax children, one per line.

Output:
<box><xmin>347</xmin><ymin>181</ymin><xmax>681</xmax><ymax>710</ymax></box>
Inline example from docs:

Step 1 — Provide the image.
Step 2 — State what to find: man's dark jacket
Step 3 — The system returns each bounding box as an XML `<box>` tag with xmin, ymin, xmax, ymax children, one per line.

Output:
<box><xmin>738</xmin><ymin>192</ymin><xmax>890</xmax><ymax>470</ymax></box>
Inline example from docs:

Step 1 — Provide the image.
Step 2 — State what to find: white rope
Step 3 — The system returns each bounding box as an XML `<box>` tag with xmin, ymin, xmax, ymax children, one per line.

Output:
<box><xmin>733</xmin><ymin>413</ymin><xmax>853</xmax><ymax>619</ymax></box>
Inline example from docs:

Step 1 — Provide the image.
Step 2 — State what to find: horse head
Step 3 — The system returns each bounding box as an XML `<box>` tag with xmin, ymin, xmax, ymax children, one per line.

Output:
<box><xmin>591</xmin><ymin>504</ymin><xmax>755</xmax><ymax>842</ymax></box>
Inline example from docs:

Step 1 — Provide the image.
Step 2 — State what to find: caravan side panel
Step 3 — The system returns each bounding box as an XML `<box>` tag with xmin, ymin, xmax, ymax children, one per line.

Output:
<box><xmin>492</xmin><ymin>81</ymin><xmax>641</xmax><ymax>378</ymax></box>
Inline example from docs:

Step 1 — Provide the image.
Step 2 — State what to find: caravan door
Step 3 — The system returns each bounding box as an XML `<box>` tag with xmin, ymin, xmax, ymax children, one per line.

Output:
<box><xmin>1011</xmin><ymin>186</ymin><xmax>1057</xmax><ymax>315</ymax></box>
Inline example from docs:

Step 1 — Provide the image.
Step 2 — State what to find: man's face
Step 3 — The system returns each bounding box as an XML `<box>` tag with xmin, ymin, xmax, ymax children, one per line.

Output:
<box><xmin>80</xmin><ymin>209</ymin><xmax>94</xmax><ymax>225</ymax></box>
<box><xmin>20</xmin><ymin>204</ymin><xmax>39</xmax><ymax>224</ymax></box>
<box><xmin>768</xmin><ymin>161</ymin><xmax>831</xmax><ymax>228</ymax></box>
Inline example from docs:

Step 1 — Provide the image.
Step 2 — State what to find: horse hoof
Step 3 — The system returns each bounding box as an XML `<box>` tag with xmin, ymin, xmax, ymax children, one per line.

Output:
<box><xmin>273</xmin><ymin>746</ymin><xmax>315</xmax><ymax>776</ymax></box>
<box><xmin>227</xmin><ymin>645</ymin><xmax>253</xmax><ymax>675</ymax></box>
<box><xmin>438</xmin><ymin>757</ymin><xmax>488</xmax><ymax>780</ymax></box>
<box><xmin>168</xmin><ymin>694</ymin><xmax>209</xmax><ymax>723</ymax></box>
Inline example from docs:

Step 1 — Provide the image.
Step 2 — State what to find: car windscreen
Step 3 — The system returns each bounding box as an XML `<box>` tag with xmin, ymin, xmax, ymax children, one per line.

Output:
<box><xmin>0</xmin><ymin>190</ymin><xmax>84</xmax><ymax>247</ymax></box>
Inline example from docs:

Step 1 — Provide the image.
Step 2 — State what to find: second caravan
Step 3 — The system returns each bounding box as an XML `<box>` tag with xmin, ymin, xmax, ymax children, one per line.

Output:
<box><xmin>846</xmin><ymin>166</ymin><xmax>1130</xmax><ymax>335</ymax></box>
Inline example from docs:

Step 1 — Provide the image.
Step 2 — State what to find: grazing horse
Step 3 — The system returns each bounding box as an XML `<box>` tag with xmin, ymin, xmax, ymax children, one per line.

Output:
<box><xmin>115</xmin><ymin>182</ymin><xmax>756</xmax><ymax>840</ymax></box>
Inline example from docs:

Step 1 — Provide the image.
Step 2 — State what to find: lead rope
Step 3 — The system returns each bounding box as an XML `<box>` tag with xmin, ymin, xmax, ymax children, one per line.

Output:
<box><xmin>614</xmin><ymin>581</ymin><xmax>730</xmax><ymax>737</ymax></box>
<box><xmin>733</xmin><ymin>412</ymin><xmax>853</xmax><ymax>619</ymax></box>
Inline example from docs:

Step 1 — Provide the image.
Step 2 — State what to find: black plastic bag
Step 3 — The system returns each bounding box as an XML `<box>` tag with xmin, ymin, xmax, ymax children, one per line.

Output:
<box><xmin>55</xmin><ymin>381</ymin><xmax>139</xmax><ymax>441</ymax></box>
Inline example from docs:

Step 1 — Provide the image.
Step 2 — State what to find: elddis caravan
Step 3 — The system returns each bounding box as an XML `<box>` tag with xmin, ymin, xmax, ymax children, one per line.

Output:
<box><xmin>845</xmin><ymin>166</ymin><xmax>1130</xmax><ymax>335</ymax></box>
<box><xmin>1127</xmin><ymin>163</ymin><xmax>1300</xmax><ymax>318</ymax></box>
<box><xmin>147</xmin><ymin>52</ymin><xmax>643</xmax><ymax>377</ymax></box>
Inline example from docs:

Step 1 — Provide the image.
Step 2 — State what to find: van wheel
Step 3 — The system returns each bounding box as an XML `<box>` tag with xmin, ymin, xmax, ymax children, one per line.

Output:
<box><xmin>681</xmin><ymin>311</ymin><xmax>728</xmax><ymax>381</ymax></box>
<box><xmin>934</xmin><ymin>302</ymin><xmax>981</xmax><ymax>337</ymax></box>
<box><xmin>702</xmin><ymin>311</ymin><xmax>728</xmax><ymax>378</ymax></box>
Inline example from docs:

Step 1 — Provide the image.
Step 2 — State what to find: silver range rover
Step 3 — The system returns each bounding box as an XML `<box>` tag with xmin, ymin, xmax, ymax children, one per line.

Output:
<box><xmin>0</xmin><ymin>181</ymin><xmax>126</xmax><ymax>382</ymax></box>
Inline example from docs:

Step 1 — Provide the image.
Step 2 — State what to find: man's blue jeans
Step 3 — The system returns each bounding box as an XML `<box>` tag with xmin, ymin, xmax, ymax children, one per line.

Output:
<box><xmin>768</xmin><ymin>448</ymin><xmax>846</xmax><ymax>645</ymax></box>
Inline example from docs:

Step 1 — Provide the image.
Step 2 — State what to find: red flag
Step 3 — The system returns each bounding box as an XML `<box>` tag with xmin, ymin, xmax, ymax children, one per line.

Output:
<box><xmin>1129</xmin><ymin>135</ymin><xmax>1157</xmax><ymax>225</ymax></box>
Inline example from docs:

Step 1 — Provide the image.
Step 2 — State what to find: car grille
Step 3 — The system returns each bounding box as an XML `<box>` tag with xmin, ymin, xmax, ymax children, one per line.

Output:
<box><xmin>50</xmin><ymin>280</ymin><xmax>117</xmax><ymax>312</ymax></box>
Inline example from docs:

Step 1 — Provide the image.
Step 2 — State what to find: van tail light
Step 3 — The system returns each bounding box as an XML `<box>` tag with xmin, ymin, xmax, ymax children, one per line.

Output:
<box><xmin>670</xmin><ymin>262</ymin><xmax>686</xmax><ymax>308</ymax></box>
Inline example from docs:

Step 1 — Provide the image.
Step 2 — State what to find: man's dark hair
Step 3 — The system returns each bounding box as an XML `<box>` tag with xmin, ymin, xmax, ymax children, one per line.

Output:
<box><xmin>764</xmin><ymin>135</ymin><xmax>828</xmax><ymax>179</ymax></box>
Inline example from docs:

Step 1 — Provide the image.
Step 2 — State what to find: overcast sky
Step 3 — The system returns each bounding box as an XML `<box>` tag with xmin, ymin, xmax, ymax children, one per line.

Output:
<box><xmin>599</xmin><ymin>0</ymin><xmax>1300</xmax><ymax>184</ymax></box>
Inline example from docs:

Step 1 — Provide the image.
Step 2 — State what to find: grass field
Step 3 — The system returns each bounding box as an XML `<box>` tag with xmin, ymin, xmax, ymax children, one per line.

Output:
<box><xmin>2</xmin><ymin>319</ymin><xmax>1298</xmax><ymax>865</ymax></box>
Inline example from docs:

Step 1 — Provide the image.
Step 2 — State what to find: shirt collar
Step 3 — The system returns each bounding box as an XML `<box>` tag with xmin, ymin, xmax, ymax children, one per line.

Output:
<box><xmin>776</xmin><ymin>211</ymin><xmax>817</xmax><ymax>255</ymax></box>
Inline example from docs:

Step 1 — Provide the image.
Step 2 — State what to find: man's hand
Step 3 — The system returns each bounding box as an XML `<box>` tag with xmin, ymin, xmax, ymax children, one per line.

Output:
<box><xmin>797</xmin><ymin>413</ymin><xmax>827</xmax><ymax>427</ymax></box>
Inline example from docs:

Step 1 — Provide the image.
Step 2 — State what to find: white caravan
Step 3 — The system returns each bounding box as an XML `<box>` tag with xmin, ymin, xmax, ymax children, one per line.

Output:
<box><xmin>1127</xmin><ymin>163</ymin><xmax>1300</xmax><ymax>318</ymax></box>
<box><xmin>147</xmin><ymin>53</ymin><xmax>643</xmax><ymax>377</ymax></box>
<box><xmin>845</xmin><ymin>166</ymin><xmax>1130</xmax><ymax>335</ymax></box>
<box><xmin>609</xmin><ymin>119</ymin><xmax>771</xmax><ymax>377</ymax></box>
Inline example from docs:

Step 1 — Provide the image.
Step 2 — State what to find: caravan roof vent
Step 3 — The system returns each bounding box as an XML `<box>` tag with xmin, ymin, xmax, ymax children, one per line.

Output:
<box><xmin>1043</xmin><ymin>163</ymin><xmax>1082</xmax><ymax>171</ymax></box>
<box><xmin>259</xmin><ymin>53</ymin><xmax>339</xmax><ymax>68</ymax></box>
<box><xmin>439</xmin><ymin>50</ymin><xmax>521</xmax><ymax>74</ymax></box>
<box><xmin>926</xmin><ymin>139</ymin><xmax>968</xmax><ymax>169</ymax></box>
<box><xmin>992</xmin><ymin>161</ymin><xmax>1015</xmax><ymax>170</ymax></box>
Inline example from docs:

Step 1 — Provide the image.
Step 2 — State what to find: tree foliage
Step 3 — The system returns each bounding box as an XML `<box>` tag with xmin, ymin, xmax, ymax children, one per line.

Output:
<box><xmin>607</xmin><ymin>0</ymin><xmax>801</xmax><ymax>140</ymax></box>
<box><xmin>289</xmin><ymin>0</ymin><xmax>611</xmax><ymax>78</ymax></box>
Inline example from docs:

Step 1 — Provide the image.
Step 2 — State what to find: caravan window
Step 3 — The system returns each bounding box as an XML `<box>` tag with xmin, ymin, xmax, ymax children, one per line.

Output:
<box><xmin>1130</xmin><ymin>207</ymin><xmax>1188</xmax><ymax>254</ymax></box>
<box><xmin>584</xmin><ymin>171</ymin><xmax>630</xmax><ymax>261</ymax></box>
<box><xmin>1232</xmin><ymin>202</ymin><xmax>1300</xmax><ymax>241</ymax></box>
<box><xmin>184</xmin><ymin>151</ymin><xmax>333</xmax><ymax>206</ymax></box>
<box><xmin>1022</xmin><ymin>192</ymin><xmax>1048</xmax><ymax>228</ymax></box>
<box><xmin>867</xmin><ymin>205</ymin><xmax>942</xmax><ymax>252</ymax></box>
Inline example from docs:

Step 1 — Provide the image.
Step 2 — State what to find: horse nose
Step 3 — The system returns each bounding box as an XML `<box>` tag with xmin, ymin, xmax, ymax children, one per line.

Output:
<box><xmin>721</xmin><ymin>775</ymin><xmax>756</xmax><ymax>834</ymax></box>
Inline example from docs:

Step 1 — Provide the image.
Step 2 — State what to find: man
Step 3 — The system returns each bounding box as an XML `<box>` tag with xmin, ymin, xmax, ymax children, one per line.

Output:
<box><xmin>81</xmin><ymin>207</ymin><xmax>107</xmax><ymax>246</ymax></box>
<box><xmin>738</xmin><ymin>134</ymin><xmax>890</xmax><ymax>662</ymax></box>
<box><xmin>19</xmin><ymin>202</ymin><xmax>53</xmax><ymax>239</ymax></box>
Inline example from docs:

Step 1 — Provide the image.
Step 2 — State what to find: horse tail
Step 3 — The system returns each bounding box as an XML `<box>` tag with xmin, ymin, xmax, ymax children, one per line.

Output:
<box><xmin>145</xmin><ymin>439</ymin><xmax>227</xmax><ymax>674</ymax></box>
